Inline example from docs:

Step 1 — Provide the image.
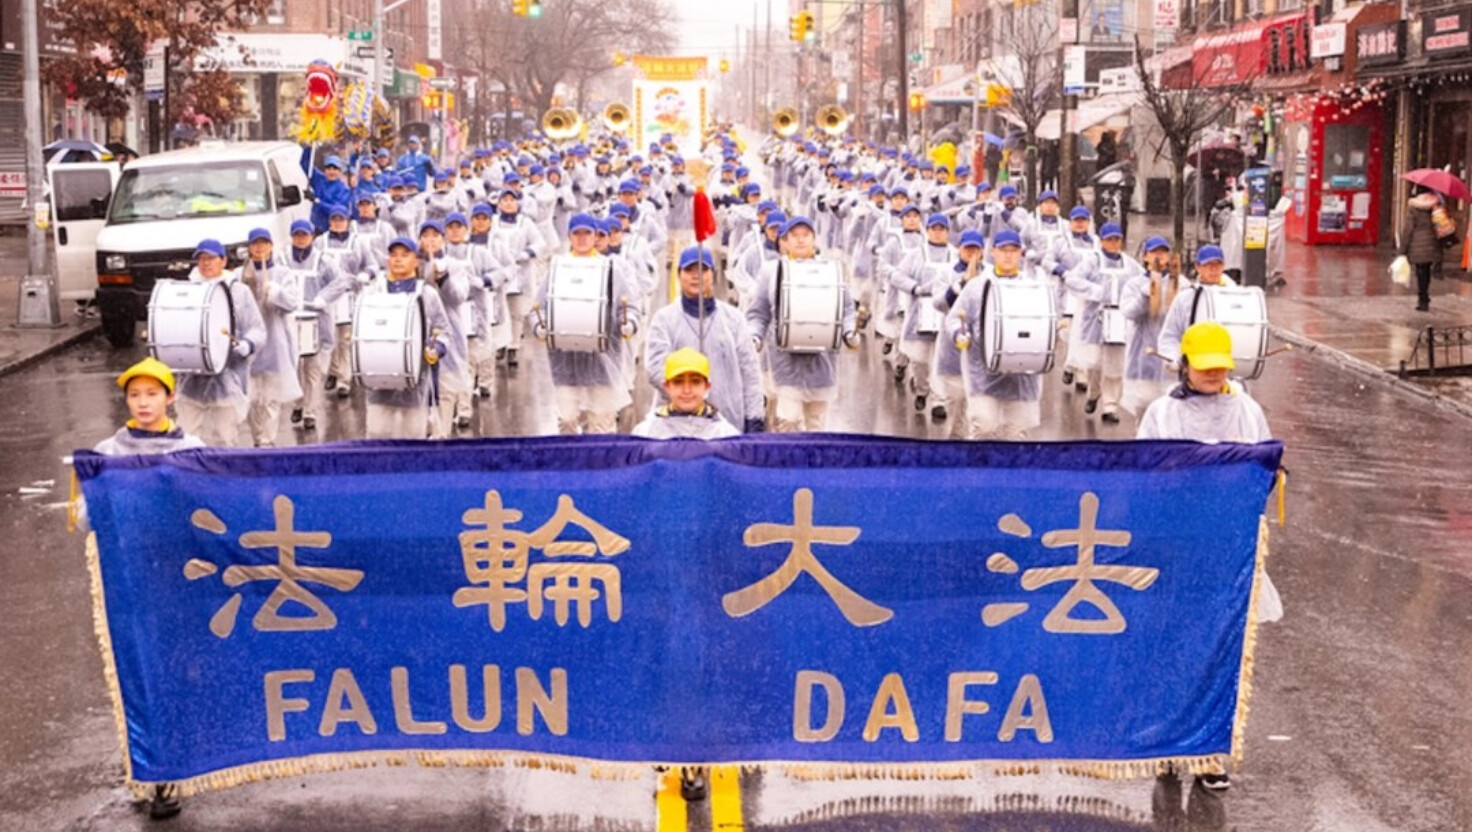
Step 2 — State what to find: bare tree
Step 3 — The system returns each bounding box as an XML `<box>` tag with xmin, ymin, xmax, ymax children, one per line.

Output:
<box><xmin>1133</xmin><ymin>35</ymin><xmax>1254</xmax><ymax>250</ymax></box>
<box><xmin>994</xmin><ymin>0</ymin><xmax>1062</xmax><ymax>205</ymax></box>
<box><xmin>455</xmin><ymin>0</ymin><xmax>676</xmax><ymax>128</ymax></box>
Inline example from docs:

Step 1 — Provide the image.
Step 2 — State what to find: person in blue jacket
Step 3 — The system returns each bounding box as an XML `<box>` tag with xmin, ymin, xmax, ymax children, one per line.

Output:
<box><xmin>301</xmin><ymin>150</ymin><xmax>351</xmax><ymax>233</ymax></box>
<box><xmin>397</xmin><ymin>135</ymin><xmax>435</xmax><ymax>191</ymax></box>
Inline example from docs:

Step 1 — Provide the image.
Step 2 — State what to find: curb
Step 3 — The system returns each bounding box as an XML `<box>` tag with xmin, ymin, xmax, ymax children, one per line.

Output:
<box><xmin>1270</xmin><ymin>324</ymin><xmax>1472</xmax><ymax>421</ymax></box>
<box><xmin>0</xmin><ymin>322</ymin><xmax>101</xmax><ymax>379</ymax></box>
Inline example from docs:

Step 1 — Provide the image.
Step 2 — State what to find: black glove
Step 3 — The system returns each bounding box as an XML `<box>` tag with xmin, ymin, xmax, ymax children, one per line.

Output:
<box><xmin>743</xmin><ymin>417</ymin><xmax>766</xmax><ymax>434</ymax></box>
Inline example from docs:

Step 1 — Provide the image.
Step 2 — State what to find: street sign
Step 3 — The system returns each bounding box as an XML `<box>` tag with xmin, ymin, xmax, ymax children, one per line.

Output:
<box><xmin>348</xmin><ymin>30</ymin><xmax>372</xmax><ymax>41</ymax></box>
<box><xmin>1063</xmin><ymin>46</ymin><xmax>1086</xmax><ymax>96</ymax></box>
<box><xmin>909</xmin><ymin>51</ymin><xmax>923</xmax><ymax>64</ymax></box>
<box><xmin>143</xmin><ymin>43</ymin><xmax>166</xmax><ymax>100</ymax></box>
<box><xmin>356</xmin><ymin>45</ymin><xmax>394</xmax><ymax>61</ymax></box>
<box><xmin>428</xmin><ymin>77</ymin><xmax>457</xmax><ymax>90</ymax></box>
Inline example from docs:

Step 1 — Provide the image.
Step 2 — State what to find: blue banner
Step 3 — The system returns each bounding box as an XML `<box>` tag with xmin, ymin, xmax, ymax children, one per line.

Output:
<box><xmin>77</xmin><ymin>437</ymin><xmax>1282</xmax><ymax>792</ymax></box>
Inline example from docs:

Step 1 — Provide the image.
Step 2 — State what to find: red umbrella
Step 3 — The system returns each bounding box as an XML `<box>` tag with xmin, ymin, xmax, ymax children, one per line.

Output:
<box><xmin>1404</xmin><ymin>168</ymin><xmax>1472</xmax><ymax>202</ymax></box>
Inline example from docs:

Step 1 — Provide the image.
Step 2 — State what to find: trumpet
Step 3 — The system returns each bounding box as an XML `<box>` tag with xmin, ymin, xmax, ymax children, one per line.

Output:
<box><xmin>542</xmin><ymin>107</ymin><xmax>583</xmax><ymax>142</ymax></box>
<box><xmin>815</xmin><ymin>104</ymin><xmax>849</xmax><ymax>137</ymax></box>
<box><xmin>772</xmin><ymin>107</ymin><xmax>800</xmax><ymax>138</ymax></box>
<box><xmin>602</xmin><ymin>102</ymin><xmax>630</xmax><ymax>134</ymax></box>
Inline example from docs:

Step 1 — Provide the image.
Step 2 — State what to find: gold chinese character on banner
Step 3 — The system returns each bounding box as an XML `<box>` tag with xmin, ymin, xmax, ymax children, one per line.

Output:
<box><xmin>453</xmin><ymin>491</ymin><xmax>630</xmax><ymax>631</ymax></box>
<box><xmin>981</xmin><ymin>493</ymin><xmax>1158</xmax><ymax>634</ymax></box>
<box><xmin>722</xmin><ymin>488</ymin><xmax>893</xmax><ymax>627</ymax></box>
<box><xmin>184</xmin><ymin>495</ymin><xmax>363</xmax><ymax>639</ymax></box>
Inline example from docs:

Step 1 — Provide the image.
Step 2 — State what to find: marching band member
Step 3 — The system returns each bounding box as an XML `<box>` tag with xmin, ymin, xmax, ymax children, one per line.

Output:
<box><xmin>874</xmin><ymin>203</ymin><xmax>925</xmax><ymax>378</ymax></box>
<box><xmin>955</xmin><ymin>181</ymin><xmax>995</xmax><ymax>237</ymax></box>
<box><xmin>665</xmin><ymin>156</ymin><xmax>696</xmax><ymax>265</ymax></box>
<box><xmin>286</xmin><ymin>211</ymin><xmax>354</xmax><ymax>433</ymax></box>
<box><xmin>465</xmin><ymin>202</ymin><xmax>511</xmax><ymax>399</ymax></box>
<box><xmin>1023</xmin><ymin>190</ymin><xmax>1067</xmax><ymax>268</ymax></box>
<box><xmin>632</xmin><ymin>348</ymin><xmax>741</xmax><ymax>440</ymax></box>
<box><xmin>1120</xmin><ymin>236</ymin><xmax>1180</xmax><ymax>417</ymax></box>
<box><xmin>844</xmin><ymin>184</ymin><xmax>890</xmax><ymax>329</ymax></box>
<box><xmin>385</xmin><ymin>175</ymin><xmax>425</xmax><ymax>238</ymax></box>
<box><xmin>423</xmin><ymin>169</ymin><xmax>466</xmax><ymax>223</ymax></box>
<box><xmin>363</xmin><ymin>236</ymin><xmax>452</xmax><ymax>440</ymax></box>
<box><xmin>1138</xmin><ymin>321</ymin><xmax>1270</xmax><ymax>443</ymax></box>
<box><xmin>892</xmin><ymin>213</ymin><xmax>956</xmax><ymax>413</ymax></box>
<box><xmin>731</xmin><ymin>211</ymin><xmax>785</xmax><ymax>307</ymax></box>
<box><xmin>932</xmin><ymin>230</ymin><xmax>987</xmax><ymax>431</ymax></box>
<box><xmin>455</xmin><ymin>159</ymin><xmax>485</xmax><ymax>206</ymax></box>
<box><xmin>524</xmin><ymin>164</ymin><xmax>560</xmax><ymax>251</ymax></box>
<box><xmin>1054</xmin><ymin>206</ymin><xmax>1100</xmax><ymax>390</ymax></box>
<box><xmin>545</xmin><ymin>166</ymin><xmax>576</xmax><ymax>241</ymax></box>
<box><xmin>327</xmin><ymin>198</ymin><xmax>388</xmax><ymax>399</ymax></box>
<box><xmin>239</xmin><ymin>227</ymin><xmax>303</xmax><ymax>448</ymax></box>
<box><xmin>419</xmin><ymin>217</ymin><xmax>475</xmax><ymax>436</ymax></box>
<box><xmin>1063</xmin><ymin>222</ymin><xmax>1142</xmax><ymax>423</ymax></box>
<box><xmin>174</xmin><ymin>239</ymin><xmax>267</xmax><ymax>448</ymax></box>
<box><xmin>727</xmin><ymin>200</ymin><xmax>777</xmax><ymax>277</ymax></box>
<box><xmin>1157</xmin><ymin>245</ymin><xmax>1235</xmax><ymax>365</ymax></box>
<box><xmin>303</xmin><ymin>153</ymin><xmax>351</xmax><ymax>234</ymax></box>
<box><xmin>616</xmin><ymin>179</ymin><xmax>669</xmax><ymax>257</ymax></box>
<box><xmin>946</xmin><ymin>229</ymin><xmax>1044</xmax><ymax>440</ymax></box>
<box><xmin>490</xmin><ymin>186</ymin><xmax>547</xmax><ymax>369</ymax></box>
<box><xmin>992</xmin><ymin>184</ymin><xmax>1031</xmax><ymax>238</ymax></box>
<box><xmin>608</xmin><ymin>204</ymin><xmax>660</xmax><ymax>301</ymax></box>
<box><xmin>645</xmin><ymin>246</ymin><xmax>765</xmax><ymax>434</ymax></box>
<box><xmin>747</xmin><ymin>216</ymin><xmax>860</xmax><ymax>433</ymax></box>
<box><xmin>396</xmin><ymin>136</ymin><xmax>435</xmax><ymax>192</ymax></box>
<box><xmin>534</xmin><ymin>213</ymin><xmax>641</xmax><ymax>435</ymax></box>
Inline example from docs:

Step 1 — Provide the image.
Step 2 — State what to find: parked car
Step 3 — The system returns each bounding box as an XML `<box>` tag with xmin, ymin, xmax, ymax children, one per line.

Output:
<box><xmin>89</xmin><ymin>141</ymin><xmax>313</xmax><ymax>348</ymax></box>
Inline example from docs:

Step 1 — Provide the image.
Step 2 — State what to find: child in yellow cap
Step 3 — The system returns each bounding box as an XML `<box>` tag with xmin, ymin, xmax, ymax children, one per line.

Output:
<box><xmin>1136</xmin><ymin>321</ymin><xmax>1270</xmax><ymax>444</ymax></box>
<box><xmin>632</xmin><ymin>348</ymin><xmax>740</xmax><ymax>439</ymax></box>
<box><xmin>94</xmin><ymin>357</ymin><xmax>207</xmax><ymax>455</ymax></box>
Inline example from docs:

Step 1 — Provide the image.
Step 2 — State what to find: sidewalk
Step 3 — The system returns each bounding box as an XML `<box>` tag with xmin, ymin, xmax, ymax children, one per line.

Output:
<box><xmin>0</xmin><ymin>235</ymin><xmax>100</xmax><ymax>376</ymax></box>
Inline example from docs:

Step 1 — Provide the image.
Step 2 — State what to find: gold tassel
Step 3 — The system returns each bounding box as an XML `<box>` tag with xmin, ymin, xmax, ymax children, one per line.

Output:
<box><xmin>1276</xmin><ymin>468</ymin><xmax>1287</xmax><ymax>527</ymax></box>
<box><xmin>1231</xmin><ymin>517</ymin><xmax>1270</xmax><ymax>770</ymax></box>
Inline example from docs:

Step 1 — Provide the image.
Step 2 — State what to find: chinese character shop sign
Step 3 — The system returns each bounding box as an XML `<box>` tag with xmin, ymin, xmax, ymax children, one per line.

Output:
<box><xmin>76</xmin><ymin>437</ymin><xmax>1281</xmax><ymax>792</ymax></box>
<box><xmin>1424</xmin><ymin>9</ymin><xmax>1472</xmax><ymax>56</ymax></box>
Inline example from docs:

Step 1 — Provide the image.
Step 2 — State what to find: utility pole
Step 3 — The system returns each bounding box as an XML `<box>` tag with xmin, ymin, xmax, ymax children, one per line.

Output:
<box><xmin>374</xmin><ymin>0</ymin><xmax>388</xmax><ymax>119</ymax></box>
<box><xmin>1059</xmin><ymin>0</ymin><xmax>1079</xmax><ymax>205</ymax></box>
<box><xmin>896</xmin><ymin>0</ymin><xmax>908</xmax><ymax>140</ymax></box>
<box><xmin>751</xmin><ymin>7</ymin><xmax>759</xmax><ymax>126</ymax></box>
<box><xmin>18</xmin><ymin>0</ymin><xmax>59</xmax><ymax>327</ymax></box>
<box><xmin>764</xmin><ymin>0</ymin><xmax>773</xmax><ymax>119</ymax></box>
<box><xmin>855</xmin><ymin>2</ymin><xmax>864</xmax><ymax>138</ymax></box>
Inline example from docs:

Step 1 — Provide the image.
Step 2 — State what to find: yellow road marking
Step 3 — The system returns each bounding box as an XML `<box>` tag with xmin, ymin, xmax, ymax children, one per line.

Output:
<box><xmin>656</xmin><ymin>769</ymin><xmax>688</xmax><ymax>832</ymax></box>
<box><xmin>710</xmin><ymin>765</ymin><xmax>745</xmax><ymax>831</ymax></box>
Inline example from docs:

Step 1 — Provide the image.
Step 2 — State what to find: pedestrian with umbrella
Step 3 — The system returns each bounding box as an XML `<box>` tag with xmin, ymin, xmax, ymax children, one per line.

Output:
<box><xmin>1398</xmin><ymin>185</ymin><xmax>1448</xmax><ymax>312</ymax></box>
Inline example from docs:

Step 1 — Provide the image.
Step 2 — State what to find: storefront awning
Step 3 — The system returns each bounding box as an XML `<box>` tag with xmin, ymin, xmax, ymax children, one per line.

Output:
<box><xmin>1028</xmin><ymin>93</ymin><xmax>1139</xmax><ymax>141</ymax></box>
<box><xmin>922</xmin><ymin>74</ymin><xmax>983</xmax><ymax>106</ymax></box>
<box><xmin>1190</xmin><ymin>13</ymin><xmax>1309</xmax><ymax>87</ymax></box>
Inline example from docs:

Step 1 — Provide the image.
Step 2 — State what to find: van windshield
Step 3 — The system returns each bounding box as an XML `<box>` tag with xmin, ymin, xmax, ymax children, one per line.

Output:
<box><xmin>108</xmin><ymin>161</ymin><xmax>271</xmax><ymax>224</ymax></box>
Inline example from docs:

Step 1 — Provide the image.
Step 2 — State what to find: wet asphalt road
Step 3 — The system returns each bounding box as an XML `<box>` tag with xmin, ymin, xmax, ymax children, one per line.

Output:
<box><xmin>1</xmin><ymin>321</ymin><xmax>1469</xmax><ymax>832</ymax></box>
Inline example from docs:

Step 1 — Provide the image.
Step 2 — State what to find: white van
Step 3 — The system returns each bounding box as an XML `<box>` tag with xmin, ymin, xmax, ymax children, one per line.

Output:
<box><xmin>90</xmin><ymin>141</ymin><xmax>313</xmax><ymax>347</ymax></box>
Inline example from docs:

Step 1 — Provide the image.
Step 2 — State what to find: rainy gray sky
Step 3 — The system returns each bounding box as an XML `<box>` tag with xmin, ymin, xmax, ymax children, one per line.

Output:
<box><xmin>671</xmin><ymin>0</ymin><xmax>771</xmax><ymax>58</ymax></box>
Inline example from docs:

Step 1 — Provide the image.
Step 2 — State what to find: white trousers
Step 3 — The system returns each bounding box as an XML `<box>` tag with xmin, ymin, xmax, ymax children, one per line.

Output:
<box><xmin>966</xmin><ymin>395</ymin><xmax>1041</xmax><ymax>441</ymax></box>
<box><xmin>296</xmin><ymin>352</ymin><xmax>326</xmax><ymax>420</ymax></box>
<box><xmin>554</xmin><ymin>384</ymin><xmax>620</xmax><ymax>435</ymax></box>
<box><xmin>1087</xmin><ymin>344</ymin><xmax>1127</xmax><ymax>415</ymax></box>
<box><xmin>175</xmin><ymin>397</ymin><xmax>240</xmax><ymax>447</ymax></box>
<box><xmin>937</xmin><ymin>374</ymin><xmax>968</xmax><ymax>439</ymax></box>
<box><xmin>247</xmin><ymin>390</ymin><xmax>282</xmax><ymax>447</ymax></box>
<box><xmin>773</xmin><ymin>388</ymin><xmax>830</xmax><ymax>433</ymax></box>
<box><xmin>328</xmin><ymin>324</ymin><xmax>353</xmax><ymax>389</ymax></box>
<box><xmin>470</xmin><ymin>336</ymin><xmax>496</xmax><ymax>392</ymax></box>
<box><xmin>436</xmin><ymin>366</ymin><xmax>473</xmax><ymax>435</ymax></box>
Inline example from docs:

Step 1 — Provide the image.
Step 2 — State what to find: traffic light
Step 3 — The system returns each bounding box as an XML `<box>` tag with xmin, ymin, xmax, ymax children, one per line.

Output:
<box><xmin>512</xmin><ymin>0</ymin><xmax>527</xmax><ymax>16</ymax></box>
<box><xmin>801</xmin><ymin>12</ymin><xmax>816</xmax><ymax>43</ymax></box>
<box><xmin>719</xmin><ymin>58</ymin><xmax>730</xmax><ymax>73</ymax></box>
<box><xmin>789</xmin><ymin>13</ymin><xmax>803</xmax><ymax>41</ymax></box>
<box><xmin>528</xmin><ymin>0</ymin><xmax>541</xmax><ymax>17</ymax></box>
<box><xmin>908</xmin><ymin>92</ymin><xmax>926</xmax><ymax>111</ymax></box>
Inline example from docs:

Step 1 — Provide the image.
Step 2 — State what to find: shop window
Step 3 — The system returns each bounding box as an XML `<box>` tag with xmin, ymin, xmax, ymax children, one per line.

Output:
<box><xmin>265</xmin><ymin>0</ymin><xmax>286</xmax><ymax>25</ymax></box>
<box><xmin>1286</xmin><ymin>25</ymin><xmax>1297</xmax><ymax>71</ymax></box>
<box><xmin>1268</xmin><ymin>29</ymin><xmax>1280</xmax><ymax>72</ymax></box>
<box><xmin>1323</xmin><ymin>124</ymin><xmax>1369</xmax><ymax>190</ymax></box>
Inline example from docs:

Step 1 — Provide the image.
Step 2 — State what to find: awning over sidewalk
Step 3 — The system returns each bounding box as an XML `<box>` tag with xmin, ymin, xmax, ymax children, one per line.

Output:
<box><xmin>1023</xmin><ymin>93</ymin><xmax>1139</xmax><ymax>141</ymax></box>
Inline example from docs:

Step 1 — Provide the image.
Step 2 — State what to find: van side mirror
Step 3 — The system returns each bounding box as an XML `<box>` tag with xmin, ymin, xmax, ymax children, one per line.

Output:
<box><xmin>279</xmin><ymin>185</ymin><xmax>302</xmax><ymax>207</ymax></box>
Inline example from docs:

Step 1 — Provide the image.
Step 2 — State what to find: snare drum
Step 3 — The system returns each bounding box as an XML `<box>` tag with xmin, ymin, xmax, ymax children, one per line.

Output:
<box><xmin>294</xmin><ymin>310</ymin><xmax>321</xmax><ymax>358</ymax></box>
<box><xmin>912</xmin><ymin>264</ymin><xmax>950</xmax><ymax>335</ymax></box>
<box><xmin>1101</xmin><ymin>306</ymin><xmax>1127</xmax><ymax>345</ymax></box>
<box><xmin>545</xmin><ymin>255</ymin><xmax>611</xmax><ymax>353</ymax></box>
<box><xmin>1191</xmin><ymin>284</ymin><xmax>1269</xmax><ymax>380</ymax></box>
<box><xmin>777</xmin><ymin>259</ymin><xmax>845</xmax><ymax>353</ymax></box>
<box><xmin>332</xmin><ymin>294</ymin><xmax>355</xmax><ymax>326</ymax></box>
<box><xmin>147</xmin><ymin>279</ymin><xmax>236</xmax><ymax>375</ymax></box>
<box><xmin>981</xmin><ymin>278</ymin><xmax>1058</xmax><ymax>374</ymax></box>
<box><xmin>352</xmin><ymin>291</ymin><xmax>426</xmax><ymax>390</ymax></box>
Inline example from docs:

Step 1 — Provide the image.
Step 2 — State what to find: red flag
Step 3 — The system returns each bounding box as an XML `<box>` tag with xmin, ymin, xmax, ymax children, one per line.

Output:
<box><xmin>693</xmin><ymin>187</ymin><xmax>718</xmax><ymax>243</ymax></box>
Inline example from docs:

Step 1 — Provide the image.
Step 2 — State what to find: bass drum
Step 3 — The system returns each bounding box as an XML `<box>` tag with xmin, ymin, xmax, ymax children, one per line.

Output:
<box><xmin>777</xmin><ymin>259</ymin><xmax>844</xmax><ymax>353</ymax></box>
<box><xmin>545</xmin><ymin>255</ymin><xmax>611</xmax><ymax>353</ymax></box>
<box><xmin>352</xmin><ymin>291</ymin><xmax>426</xmax><ymax>390</ymax></box>
<box><xmin>981</xmin><ymin>277</ymin><xmax>1058</xmax><ymax>374</ymax></box>
<box><xmin>147</xmin><ymin>279</ymin><xmax>236</xmax><ymax>375</ymax></box>
<box><xmin>1191</xmin><ymin>284</ymin><xmax>1269</xmax><ymax>380</ymax></box>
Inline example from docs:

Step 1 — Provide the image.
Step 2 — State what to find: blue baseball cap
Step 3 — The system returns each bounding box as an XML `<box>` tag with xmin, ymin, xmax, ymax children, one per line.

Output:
<box><xmin>445</xmin><ymin>211</ymin><xmax>468</xmax><ymax>227</ymax></box>
<box><xmin>1099</xmin><ymin>222</ymin><xmax>1123</xmax><ymax>239</ymax></box>
<box><xmin>959</xmin><ymin>230</ymin><xmax>985</xmax><ymax>249</ymax></box>
<box><xmin>868</xmin><ymin>184</ymin><xmax>886</xmax><ymax>197</ymax></box>
<box><xmin>406</xmin><ymin>135</ymin><xmax>422</xmax><ymax>145</ymax></box>
<box><xmin>458</xmin><ymin>159</ymin><xmax>472</xmax><ymax>169</ymax></box>
<box><xmin>359</xmin><ymin>158</ymin><xmax>375</xmax><ymax>170</ymax></box>
<box><xmin>926</xmin><ymin>213</ymin><xmax>951</xmax><ymax>229</ymax></box>
<box><xmin>193</xmin><ymin>238</ymin><xmax>227</xmax><ymax>258</ymax></box>
<box><xmin>383</xmin><ymin>174</ymin><xmax>403</xmax><ymax>188</ymax></box>
<box><xmin>568</xmin><ymin>213</ymin><xmax>599</xmax><ymax>234</ymax></box>
<box><xmin>757</xmin><ymin>199</ymin><xmax>778</xmax><ymax>213</ymax></box>
<box><xmin>1070</xmin><ymin>206</ymin><xmax>1092</xmax><ymax>220</ymax></box>
<box><xmin>419</xmin><ymin>219</ymin><xmax>446</xmax><ymax>236</ymax></box>
<box><xmin>387</xmin><ymin>236</ymin><xmax>418</xmax><ymax>255</ymax></box>
<box><xmin>678</xmin><ymin>246</ymin><xmax>716</xmax><ymax>270</ymax></box>
<box><xmin>900</xmin><ymin>204</ymin><xmax>922</xmax><ymax>217</ymax></box>
<box><xmin>741</xmin><ymin>183</ymin><xmax>762</xmax><ymax>197</ymax></box>
<box><xmin>608</xmin><ymin>203</ymin><xmax>632</xmax><ymax>218</ymax></box>
<box><xmin>1197</xmin><ymin>245</ymin><xmax>1225</xmax><ymax>264</ymax></box>
<box><xmin>375</xmin><ymin>147</ymin><xmax>391</xmax><ymax>158</ymax></box>
<box><xmin>529</xmin><ymin>164</ymin><xmax>545</xmax><ymax>177</ymax></box>
<box><xmin>327</xmin><ymin>204</ymin><xmax>350</xmax><ymax>219</ymax></box>
<box><xmin>503</xmin><ymin>173</ymin><xmax>522</xmax><ymax>185</ymax></box>
<box><xmin>498</xmin><ymin>189</ymin><xmax>520</xmax><ymax>201</ymax></box>
<box><xmin>977</xmin><ymin>181</ymin><xmax>993</xmax><ymax>192</ymax></box>
<box><xmin>247</xmin><ymin>227</ymin><xmax>273</xmax><ymax>243</ymax></box>
<box><xmin>356</xmin><ymin>192</ymin><xmax>375</xmax><ymax>204</ymax></box>
<box><xmin>765</xmin><ymin>211</ymin><xmax>787</xmax><ymax>229</ymax></box>
<box><xmin>735</xmin><ymin>166</ymin><xmax>750</xmax><ymax>178</ymax></box>
<box><xmin>471</xmin><ymin>202</ymin><xmax>493</xmax><ymax>217</ymax></box>
<box><xmin>618</xmin><ymin>179</ymin><xmax>641</xmax><ymax>194</ymax></box>
<box><xmin>998</xmin><ymin>184</ymin><xmax>1018</xmax><ymax>199</ymax></box>
<box><xmin>434</xmin><ymin>170</ymin><xmax>452</xmax><ymax>183</ymax></box>
<box><xmin>1038</xmin><ymin>189</ymin><xmax>1059</xmax><ymax>203</ymax></box>
<box><xmin>993</xmin><ymin>229</ymin><xmax>1022</xmax><ymax>248</ymax></box>
<box><xmin>956</xmin><ymin>165</ymin><xmax>971</xmax><ymax>177</ymax></box>
<box><xmin>889</xmin><ymin>187</ymin><xmax>910</xmax><ymax>199</ymax></box>
<box><xmin>1144</xmin><ymin>235</ymin><xmax>1171</xmax><ymax>252</ymax></box>
<box><xmin>289</xmin><ymin>219</ymin><xmax>314</xmax><ymax>236</ymax></box>
<box><xmin>323</xmin><ymin>155</ymin><xmax>344</xmax><ymax>170</ymax></box>
<box><xmin>601</xmin><ymin>218</ymin><xmax>622</xmax><ymax>235</ymax></box>
<box><xmin>780</xmin><ymin>216</ymin><xmax>815</xmax><ymax>237</ymax></box>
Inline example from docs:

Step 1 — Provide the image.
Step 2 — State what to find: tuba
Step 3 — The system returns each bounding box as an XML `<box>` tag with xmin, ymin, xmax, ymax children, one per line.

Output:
<box><xmin>772</xmin><ymin>107</ymin><xmax>800</xmax><ymax>138</ymax></box>
<box><xmin>542</xmin><ymin>107</ymin><xmax>583</xmax><ymax>141</ymax></box>
<box><xmin>815</xmin><ymin>104</ymin><xmax>850</xmax><ymax>136</ymax></box>
<box><xmin>602</xmin><ymin>102</ymin><xmax>631</xmax><ymax>134</ymax></box>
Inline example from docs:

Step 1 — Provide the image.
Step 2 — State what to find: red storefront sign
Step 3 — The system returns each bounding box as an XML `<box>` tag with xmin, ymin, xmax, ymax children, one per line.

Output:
<box><xmin>1191</xmin><ymin>14</ymin><xmax>1310</xmax><ymax>86</ymax></box>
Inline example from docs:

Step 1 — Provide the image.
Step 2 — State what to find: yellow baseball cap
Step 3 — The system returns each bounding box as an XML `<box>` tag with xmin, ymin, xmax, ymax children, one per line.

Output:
<box><xmin>664</xmin><ymin>347</ymin><xmax>711</xmax><ymax>382</ymax></box>
<box><xmin>1180</xmin><ymin>322</ymin><xmax>1235</xmax><ymax>371</ymax></box>
<box><xmin>116</xmin><ymin>356</ymin><xmax>177</xmax><ymax>394</ymax></box>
